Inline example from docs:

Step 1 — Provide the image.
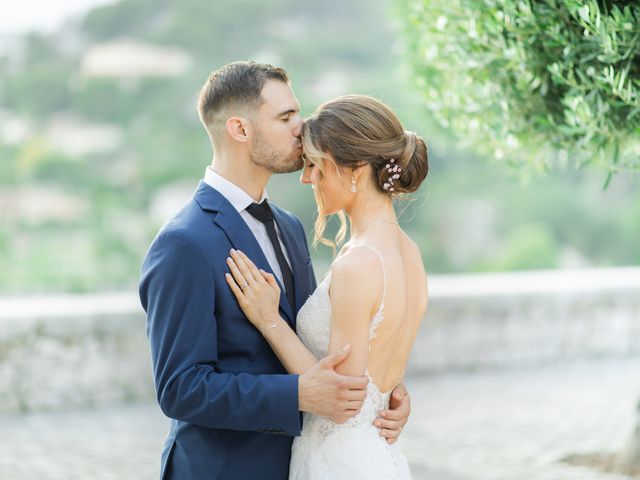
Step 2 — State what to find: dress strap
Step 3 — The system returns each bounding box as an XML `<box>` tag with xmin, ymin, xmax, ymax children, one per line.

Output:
<box><xmin>352</xmin><ymin>244</ymin><xmax>386</xmax><ymax>342</ymax></box>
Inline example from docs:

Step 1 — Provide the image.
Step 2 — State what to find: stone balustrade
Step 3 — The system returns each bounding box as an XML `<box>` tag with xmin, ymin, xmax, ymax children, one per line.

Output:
<box><xmin>1</xmin><ymin>267</ymin><xmax>639</xmax><ymax>413</ymax></box>
<box><xmin>414</xmin><ymin>267</ymin><xmax>640</xmax><ymax>372</ymax></box>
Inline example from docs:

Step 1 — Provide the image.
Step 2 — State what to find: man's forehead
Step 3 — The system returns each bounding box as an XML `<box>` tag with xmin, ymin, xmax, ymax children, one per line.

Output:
<box><xmin>260</xmin><ymin>80</ymin><xmax>300</xmax><ymax>112</ymax></box>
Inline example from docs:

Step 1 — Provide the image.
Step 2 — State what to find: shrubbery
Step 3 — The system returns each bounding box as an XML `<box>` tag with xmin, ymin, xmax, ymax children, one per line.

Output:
<box><xmin>402</xmin><ymin>0</ymin><xmax>640</xmax><ymax>183</ymax></box>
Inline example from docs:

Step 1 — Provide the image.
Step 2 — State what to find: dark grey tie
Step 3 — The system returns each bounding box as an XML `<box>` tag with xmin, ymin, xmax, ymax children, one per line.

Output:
<box><xmin>245</xmin><ymin>200</ymin><xmax>295</xmax><ymax>315</ymax></box>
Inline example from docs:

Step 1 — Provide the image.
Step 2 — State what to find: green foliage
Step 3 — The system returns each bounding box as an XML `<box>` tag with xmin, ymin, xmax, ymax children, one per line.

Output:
<box><xmin>0</xmin><ymin>33</ymin><xmax>75</xmax><ymax>116</ymax></box>
<box><xmin>1</xmin><ymin>0</ymin><xmax>639</xmax><ymax>294</ymax></box>
<box><xmin>491</xmin><ymin>223</ymin><xmax>560</xmax><ymax>270</ymax></box>
<box><xmin>82</xmin><ymin>0</ymin><xmax>172</xmax><ymax>41</ymax></box>
<box><xmin>70</xmin><ymin>79</ymin><xmax>137</xmax><ymax>122</ymax></box>
<box><xmin>401</xmin><ymin>0</ymin><xmax>640</xmax><ymax>177</ymax></box>
<box><xmin>0</xmin><ymin>0</ymin><xmax>406</xmax><ymax>293</ymax></box>
<box><xmin>2</xmin><ymin>63</ymin><xmax>72</xmax><ymax>116</ymax></box>
<box><xmin>403</xmin><ymin>151</ymin><xmax>640</xmax><ymax>274</ymax></box>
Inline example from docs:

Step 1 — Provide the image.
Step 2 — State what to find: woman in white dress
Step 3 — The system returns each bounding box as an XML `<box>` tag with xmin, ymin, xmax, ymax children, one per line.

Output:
<box><xmin>225</xmin><ymin>94</ymin><xmax>429</xmax><ymax>479</ymax></box>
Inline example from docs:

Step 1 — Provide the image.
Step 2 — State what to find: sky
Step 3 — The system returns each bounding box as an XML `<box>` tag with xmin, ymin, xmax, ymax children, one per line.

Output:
<box><xmin>0</xmin><ymin>0</ymin><xmax>115</xmax><ymax>35</ymax></box>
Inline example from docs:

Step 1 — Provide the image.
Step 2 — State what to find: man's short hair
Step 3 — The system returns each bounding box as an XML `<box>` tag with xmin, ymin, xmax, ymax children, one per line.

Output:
<box><xmin>197</xmin><ymin>61</ymin><xmax>289</xmax><ymax>140</ymax></box>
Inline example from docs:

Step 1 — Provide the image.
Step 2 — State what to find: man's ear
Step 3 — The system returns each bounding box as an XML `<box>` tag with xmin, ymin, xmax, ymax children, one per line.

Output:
<box><xmin>226</xmin><ymin>116</ymin><xmax>251</xmax><ymax>143</ymax></box>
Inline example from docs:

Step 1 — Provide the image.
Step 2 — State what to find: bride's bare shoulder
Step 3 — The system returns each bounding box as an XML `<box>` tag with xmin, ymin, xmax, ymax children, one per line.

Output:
<box><xmin>332</xmin><ymin>244</ymin><xmax>383</xmax><ymax>277</ymax></box>
<box><xmin>329</xmin><ymin>245</ymin><xmax>384</xmax><ymax>302</ymax></box>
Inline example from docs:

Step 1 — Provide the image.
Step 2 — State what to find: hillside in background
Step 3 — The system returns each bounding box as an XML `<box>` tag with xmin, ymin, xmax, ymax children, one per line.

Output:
<box><xmin>0</xmin><ymin>0</ymin><xmax>638</xmax><ymax>293</ymax></box>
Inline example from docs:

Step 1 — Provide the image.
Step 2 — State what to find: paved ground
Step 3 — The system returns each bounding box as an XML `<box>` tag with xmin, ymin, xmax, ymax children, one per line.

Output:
<box><xmin>403</xmin><ymin>358</ymin><xmax>639</xmax><ymax>480</ymax></box>
<box><xmin>2</xmin><ymin>357</ymin><xmax>639</xmax><ymax>480</ymax></box>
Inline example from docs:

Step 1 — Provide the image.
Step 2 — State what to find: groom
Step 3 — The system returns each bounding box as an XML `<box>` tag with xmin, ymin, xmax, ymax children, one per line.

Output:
<box><xmin>139</xmin><ymin>61</ymin><xmax>411</xmax><ymax>480</ymax></box>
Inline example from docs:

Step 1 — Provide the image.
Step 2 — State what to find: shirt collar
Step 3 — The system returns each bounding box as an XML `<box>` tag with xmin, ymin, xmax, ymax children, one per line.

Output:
<box><xmin>203</xmin><ymin>167</ymin><xmax>268</xmax><ymax>212</ymax></box>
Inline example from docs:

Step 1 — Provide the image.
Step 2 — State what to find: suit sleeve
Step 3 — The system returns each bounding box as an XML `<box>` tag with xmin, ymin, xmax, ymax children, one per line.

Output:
<box><xmin>139</xmin><ymin>229</ymin><xmax>302</xmax><ymax>435</ymax></box>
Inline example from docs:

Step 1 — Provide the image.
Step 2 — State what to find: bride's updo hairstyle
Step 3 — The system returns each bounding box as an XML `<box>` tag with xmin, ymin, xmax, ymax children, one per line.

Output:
<box><xmin>302</xmin><ymin>94</ymin><xmax>428</xmax><ymax>196</ymax></box>
<box><xmin>302</xmin><ymin>95</ymin><xmax>428</xmax><ymax>251</ymax></box>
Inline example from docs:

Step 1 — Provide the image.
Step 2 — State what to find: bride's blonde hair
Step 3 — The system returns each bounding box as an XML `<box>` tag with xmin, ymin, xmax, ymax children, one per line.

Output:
<box><xmin>302</xmin><ymin>95</ymin><xmax>429</xmax><ymax>252</ymax></box>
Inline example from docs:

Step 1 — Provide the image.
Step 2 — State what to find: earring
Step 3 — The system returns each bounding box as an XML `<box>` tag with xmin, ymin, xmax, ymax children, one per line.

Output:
<box><xmin>351</xmin><ymin>176</ymin><xmax>357</xmax><ymax>193</ymax></box>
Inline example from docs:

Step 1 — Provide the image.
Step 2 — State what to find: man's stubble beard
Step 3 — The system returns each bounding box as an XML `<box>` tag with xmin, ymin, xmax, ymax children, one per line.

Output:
<box><xmin>250</xmin><ymin>128</ymin><xmax>304</xmax><ymax>174</ymax></box>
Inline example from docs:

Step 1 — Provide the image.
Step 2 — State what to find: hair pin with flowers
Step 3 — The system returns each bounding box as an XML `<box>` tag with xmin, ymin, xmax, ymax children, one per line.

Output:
<box><xmin>382</xmin><ymin>158</ymin><xmax>402</xmax><ymax>192</ymax></box>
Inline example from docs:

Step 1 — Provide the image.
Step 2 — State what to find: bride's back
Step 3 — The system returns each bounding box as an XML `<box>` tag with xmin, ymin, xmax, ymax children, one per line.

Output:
<box><xmin>340</xmin><ymin>227</ymin><xmax>428</xmax><ymax>393</ymax></box>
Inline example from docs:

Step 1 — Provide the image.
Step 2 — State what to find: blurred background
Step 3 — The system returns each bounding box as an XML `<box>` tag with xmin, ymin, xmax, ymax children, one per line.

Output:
<box><xmin>1</xmin><ymin>0</ymin><xmax>639</xmax><ymax>479</ymax></box>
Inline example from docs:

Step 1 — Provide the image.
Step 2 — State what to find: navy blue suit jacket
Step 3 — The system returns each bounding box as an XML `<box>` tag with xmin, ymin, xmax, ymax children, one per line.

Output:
<box><xmin>139</xmin><ymin>181</ymin><xmax>317</xmax><ymax>479</ymax></box>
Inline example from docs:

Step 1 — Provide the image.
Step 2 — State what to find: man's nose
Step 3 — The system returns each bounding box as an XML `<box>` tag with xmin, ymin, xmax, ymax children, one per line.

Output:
<box><xmin>293</xmin><ymin>117</ymin><xmax>303</xmax><ymax>137</ymax></box>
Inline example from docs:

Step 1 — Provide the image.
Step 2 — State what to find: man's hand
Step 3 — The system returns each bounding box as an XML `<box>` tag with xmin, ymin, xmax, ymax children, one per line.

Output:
<box><xmin>374</xmin><ymin>382</ymin><xmax>411</xmax><ymax>444</ymax></box>
<box><xmin>298</xmin><ymin>345</ymin><xmax>369</xmax><ymax>424</ymax></box>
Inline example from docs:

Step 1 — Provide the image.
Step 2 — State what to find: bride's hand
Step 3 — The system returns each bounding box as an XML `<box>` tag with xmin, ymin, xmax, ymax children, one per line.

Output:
<box><xmin>225</xmin><ymin>248</ymin><xmax>281</xmax><ymax>331</ymax></box>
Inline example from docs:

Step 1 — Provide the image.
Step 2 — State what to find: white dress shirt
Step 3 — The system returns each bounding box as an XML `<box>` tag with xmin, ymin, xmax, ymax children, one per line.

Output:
<box><xmin>203</xmin><ymin>167</ymin><xmax>292</xmax><ymax>291</ymax></box>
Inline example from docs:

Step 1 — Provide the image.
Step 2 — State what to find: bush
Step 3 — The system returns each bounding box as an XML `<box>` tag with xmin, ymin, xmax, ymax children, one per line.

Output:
<box><xmin>491</xmin><ymin>223</ymin><xmax>560</xmax><ymax>270</ymax></box>
<box><xmin>401</xmin><ymin>0</ymin><xmax>640</xmax><ymax>182</ymax></box>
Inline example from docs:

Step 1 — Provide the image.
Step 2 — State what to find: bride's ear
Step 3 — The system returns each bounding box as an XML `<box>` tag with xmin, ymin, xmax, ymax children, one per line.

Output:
<box><xmin>352</xmin><ymin>163</ymin><xmax>368</xmax><ymax>183</ymax></box>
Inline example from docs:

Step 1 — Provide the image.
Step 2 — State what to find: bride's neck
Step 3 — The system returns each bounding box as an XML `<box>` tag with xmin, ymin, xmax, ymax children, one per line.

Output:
<box><xmin>346</xmin><ymin>193</ymin><xmax>397</xmax><ymax>238</ymax></box>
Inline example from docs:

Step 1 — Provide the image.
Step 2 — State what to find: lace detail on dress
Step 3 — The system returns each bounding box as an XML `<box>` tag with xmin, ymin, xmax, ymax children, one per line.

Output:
<box><xmin>290</xmin><ymin>244</ymin><xmax>412</xmax><ymax>479</ymax></box>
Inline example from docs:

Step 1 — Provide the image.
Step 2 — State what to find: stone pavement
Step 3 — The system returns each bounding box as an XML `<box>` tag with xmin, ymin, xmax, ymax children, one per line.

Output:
<box><xmin>2</xmin><ymin>357</ymin><xmax>638</xmax><ymax>480</ymax></box>
<box><xmin>403</xmin><ymin>358</ymin><xmax>640</xmax><ymax>480</ymax></box>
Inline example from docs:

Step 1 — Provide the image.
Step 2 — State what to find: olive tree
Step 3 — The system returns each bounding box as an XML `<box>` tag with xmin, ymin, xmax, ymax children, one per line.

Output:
<box><xmin>401</xmin><ymin>0</ymin><xmax>639</xmax><ymax>186</ymax></box>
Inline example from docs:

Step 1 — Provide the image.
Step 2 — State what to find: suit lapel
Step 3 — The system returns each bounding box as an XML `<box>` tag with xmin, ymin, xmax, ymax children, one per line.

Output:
<box><xmin>195</xmin><ymin>182</ymin><xmax>295</xmax><ymax>325</ymax></box>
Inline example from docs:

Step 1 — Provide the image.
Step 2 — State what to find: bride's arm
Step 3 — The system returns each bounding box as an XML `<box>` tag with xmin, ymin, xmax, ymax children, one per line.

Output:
<box><xmin>254</xmin><ymin>316</ymin><xmax>317</xmax><ymax>376</ymax></box>
<box><xmin>329</xmin><ymin>249</ymin><xmax>414</xmax><ymax>444</ymax></box>
<box><xmin>325</xmin><ymin>249</ymin><xmax>382</xmax><ymax>377</ymax></box>
<box><xmin>225</xmin><ymin>249</ymin><xmax>318</xmax><ymax>375</ymax></box>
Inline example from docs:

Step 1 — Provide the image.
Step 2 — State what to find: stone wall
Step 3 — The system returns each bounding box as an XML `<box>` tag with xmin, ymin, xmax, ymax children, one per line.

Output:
<box><xmin>414</xmin><ymin>267</ymin><xmax>640</xmax><ymax>373</ymax></box>
<box><xmin>0</xmin><ymin>294</ymin><xmax>152</xmax><ymax>413</ymax></box>
<box><xmin>1</xmin><ymin>267</ymin><xmax>639</xmax><ymax>413</ymax></box>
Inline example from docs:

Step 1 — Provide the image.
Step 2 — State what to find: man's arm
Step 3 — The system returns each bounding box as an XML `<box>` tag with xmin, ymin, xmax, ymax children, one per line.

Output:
<box><xmin>140</xmin><ymin>229</ymin><xmax>301</xmax><ymax>435</ymax></box>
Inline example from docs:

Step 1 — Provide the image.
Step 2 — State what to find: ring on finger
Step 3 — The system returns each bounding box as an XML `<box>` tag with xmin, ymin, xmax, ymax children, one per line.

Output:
<box><xmin>240</xmin><ymin>281</ymin><xmax>249</xmax><ymax>290</ymax></box>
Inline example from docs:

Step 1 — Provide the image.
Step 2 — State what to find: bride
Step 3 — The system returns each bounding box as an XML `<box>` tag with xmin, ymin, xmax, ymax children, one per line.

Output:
<box><xmin>225</xmin><ymin>94</ymin><xmax>429</xmax><ymax>479</ymax></box>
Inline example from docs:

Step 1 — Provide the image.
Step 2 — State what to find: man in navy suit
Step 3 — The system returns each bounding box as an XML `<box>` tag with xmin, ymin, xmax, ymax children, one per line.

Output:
<box><xmin>139</xmin><ymin>61</ymin><xmax>411</xmax><ymax>479</ymax></box>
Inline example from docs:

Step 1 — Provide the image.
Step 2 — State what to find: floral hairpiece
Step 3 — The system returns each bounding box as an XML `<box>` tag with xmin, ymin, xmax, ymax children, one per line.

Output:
<box><xmin>382</xmin><ymin>158</ymin><xmax>402</xmax><ymax>192</ymax></box>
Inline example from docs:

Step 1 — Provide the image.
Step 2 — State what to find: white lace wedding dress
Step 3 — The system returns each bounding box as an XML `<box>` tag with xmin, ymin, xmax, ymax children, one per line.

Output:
<box><xmin>289</xmin><ymin>245</ymin><xmax>412</xmax><ymax>479</ymax></box>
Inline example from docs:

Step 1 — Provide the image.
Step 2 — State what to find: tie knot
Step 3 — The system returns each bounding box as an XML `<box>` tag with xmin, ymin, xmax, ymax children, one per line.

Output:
<box><xmin>246</xmin><ymin>200</ymin><xmax>274</xmax><ymax>224</ymax></box>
